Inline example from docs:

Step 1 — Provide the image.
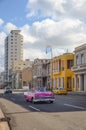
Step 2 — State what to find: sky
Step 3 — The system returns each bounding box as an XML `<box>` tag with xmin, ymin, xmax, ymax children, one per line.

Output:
<box><xmin>0</xmin><ymin>0</ymin><xmax>86</xmax><ymax>71</ymax></box>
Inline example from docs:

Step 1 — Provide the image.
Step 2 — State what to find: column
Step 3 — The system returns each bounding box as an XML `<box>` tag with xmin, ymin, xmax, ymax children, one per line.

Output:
<box><xmin>79</xmin><ymin>75</ymin><xmax>82</xmax><ymax>91</ymax></box>
<box><xmin>74</xmin><ymin>75</ymin><xmax>77</xmax><ymax>91</ymax></box>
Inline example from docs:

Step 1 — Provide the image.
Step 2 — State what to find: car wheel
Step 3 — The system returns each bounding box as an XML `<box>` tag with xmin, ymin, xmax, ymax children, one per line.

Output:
<box><xmin>50</xmin><ymin>101</ymin><xmax>54</xmax><ymax>103</ymax></box>
<box><xmin>26</xmin><ymin>99</ymin><xmax>29</xmax><ymax>102</ymax></box>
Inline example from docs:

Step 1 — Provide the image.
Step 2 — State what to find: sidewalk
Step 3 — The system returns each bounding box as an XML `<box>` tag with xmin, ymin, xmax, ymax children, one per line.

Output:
<box><xmin>0</xmin><ymin>109</ymin><xmax>10</xmax><ymax>130</ymax></box>
<box><xmin>68</xmin><ymin>91</ymin><xmax>86</xmax><ymax>96</ymax></box>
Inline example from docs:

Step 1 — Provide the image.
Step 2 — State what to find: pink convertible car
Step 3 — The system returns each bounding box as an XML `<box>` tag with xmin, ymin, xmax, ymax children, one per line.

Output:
<box><xmin>24</xmin><ymin>88</ymin><xmax>55</xmax><ymax>103</ymax></box>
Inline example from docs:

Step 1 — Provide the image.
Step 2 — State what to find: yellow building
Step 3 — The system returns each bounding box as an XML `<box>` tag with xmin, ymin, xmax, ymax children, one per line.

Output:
<box><xmin>51</xmin><ymin>53</ymin><xmax>74</xmax><ymax>91</ymax></box>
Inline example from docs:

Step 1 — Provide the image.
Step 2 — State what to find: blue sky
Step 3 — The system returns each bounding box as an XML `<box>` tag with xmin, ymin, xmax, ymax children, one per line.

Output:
<box><xmin>0</xmin><ymin>0</ymin><xmax>86</xmax><ymax>71</ymax></box>
<box><xmin>0</xmin><ymin>0</ymin><xmax>28</xmax><ymax>26</ymax></box>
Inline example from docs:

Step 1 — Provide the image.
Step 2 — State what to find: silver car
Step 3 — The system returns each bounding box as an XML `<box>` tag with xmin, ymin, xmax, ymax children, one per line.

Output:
<box><xmin>4</xmin><ymin>87</ymin><xmax>12</xmax><ymax>94</ymax></box>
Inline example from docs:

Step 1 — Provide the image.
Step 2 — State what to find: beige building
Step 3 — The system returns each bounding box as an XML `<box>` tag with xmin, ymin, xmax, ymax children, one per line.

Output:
<box><xmin>11</xmin><ymin>59</ymin><xmax>33</xmax><ymax>89</ymax></box>
<box><xmin>5</xmin><ymin>30</ymin><xmax>23</xmax><ymax>83</ymax></box>
<box><xmin>12</xmin><ymin>59</ymin><xmax>32</xmax><ymax>72</ymax></box>
<box><xmin>72</xmin><ymin>44</ymin><xmax>86</xmax><ymax>91</ymax></box>
<box><xmin>22</xmin><ymin>67</ymin><xmax>33</xmax><ymax>89</ymax></box>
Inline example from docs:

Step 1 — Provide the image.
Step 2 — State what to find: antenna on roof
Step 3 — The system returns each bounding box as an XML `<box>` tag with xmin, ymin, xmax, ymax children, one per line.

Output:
<box><xmin>66</xmin><ymin>49</ymin><xmax>68</xmax><ymax>53</ymax></box>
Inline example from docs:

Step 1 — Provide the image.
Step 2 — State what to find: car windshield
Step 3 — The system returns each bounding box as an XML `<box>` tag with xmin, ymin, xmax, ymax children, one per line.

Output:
<box><xmin>59</xmin><ymin>88</ymin><xmax>65</xmax><ymax>90</ymax></box>
<box><xmin>5</xmin><ymin>87</ymin><xmax>11</xmax><ymax>90</ymax></box>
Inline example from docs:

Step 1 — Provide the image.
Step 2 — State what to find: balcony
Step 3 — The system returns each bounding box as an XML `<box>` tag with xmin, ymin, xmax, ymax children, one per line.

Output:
<box><xmin>36</xmin><ymin>71</ymin><xmax>50</xmax><ymax>78</ymax></box>
<box><xmin>72</xmin><ymin>63</ymin><xmax>86</xmax><ymax>71</ymax></box>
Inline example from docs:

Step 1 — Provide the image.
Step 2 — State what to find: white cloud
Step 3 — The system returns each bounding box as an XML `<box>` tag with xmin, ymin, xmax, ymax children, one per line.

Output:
<box><xmin>19</xmin><ymin>18</ymin><xmax>86</xmax><ymax>62</ymax></box>
<box><xmin>0</xmin><ymin>19</ymin><xmax>4</xmax><ymax>25</ymax></box>
<box><xmin>4</xmin><ymin>22</ymin><xmax>17</xmax><ymax>33</ymax></box>
<box><xmin>26</xmin><ymin>0</ymin><xmax>66</xmax><ymax>19</ymax></box>
<box><xmin>26</xmin><ymin>0</ymin><xmax>86</xmax><ymax>20</ymax></box>
<box><xmin>24</xmin><ymin>48</ymin><xmax>46</xmax><ymax>60</ymax></box>
<box><xmin>23</xmin><ymin>18</ymin><xmax>86</xmax><ymax>48</ymax></box>
<box><xmin>21</xmin><ymin>24</ymin><xmax>37</xmax><ymax>44</ymax></box>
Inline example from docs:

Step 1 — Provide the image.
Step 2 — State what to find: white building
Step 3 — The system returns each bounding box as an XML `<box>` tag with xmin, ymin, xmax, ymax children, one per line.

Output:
<box><xmin>72</xmin><ymin>44</ymin><xmax>86</xmax><ymax>91</ymax></box>
<box><xmin>4</xmin><ymin>30</ymin><xmax>23</xmax><ymax>83</ymax></box>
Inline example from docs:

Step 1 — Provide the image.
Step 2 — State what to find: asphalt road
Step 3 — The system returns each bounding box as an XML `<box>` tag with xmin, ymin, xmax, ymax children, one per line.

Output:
<box><xmin>0</xmin><ymin>89</ymin><xmax>86</xmax><ymax>130</ymax></box>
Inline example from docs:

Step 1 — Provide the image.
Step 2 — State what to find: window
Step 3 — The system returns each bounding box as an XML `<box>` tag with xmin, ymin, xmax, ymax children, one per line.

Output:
<box><xmin>76</xmin><ymin>55</ymin><xmax>79</xmax><ymax>65</ymax></box>
<box><xmin>81</xmin><ymin>54</ymin><xmax>84</xmax><ymax>64</ymax></box>
<box><xmin>11</xmin><ymin>56</ymin><xmax>13</xmax><ymax>58</ymax></box>
<box><xmin>62</xmin><ymin>67</ymin><xmax>64</xmax><ymax>71</ymax></box>
<box><xmin>62</xmin><ymin>77</ymin><xmax>64</xmax><ymax>87</ymax></box>
<box><xmin>67</xmin><ymin>77</ymin><xmax>71</xmax><ymax>89</ymax></box>
<box><xmin>67</xmin><ymin>60</ymin><xmax>73</xmax><ymax>69</ymax></box>
<box><xmin>58</xmin><ymin>78</ymin><xmax>61</xmax><ymax>87</ymax></box>
<box><xmin>61</xmin><ymin>60</ymin><xmax>64</xmax><ymax>71</ymax></box>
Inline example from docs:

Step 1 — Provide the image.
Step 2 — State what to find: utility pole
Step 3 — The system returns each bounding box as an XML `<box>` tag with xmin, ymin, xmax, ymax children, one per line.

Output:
<box><xmin>46</xmin><ymin>45</ymin><xmax>53</xmax><ymax>91</ymax></box>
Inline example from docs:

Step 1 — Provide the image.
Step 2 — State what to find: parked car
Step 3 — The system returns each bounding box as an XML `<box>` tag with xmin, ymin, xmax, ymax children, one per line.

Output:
<box><xmin>4</xmin><ymin>87</ymin><xmax>12</xmax><ymax>94</ymax></box>
<box><xmin>24</xmin><ymin>87</ymin><xmax>55</xmax><ymax>103</ymax></box>
<box><xmin>57</xmin><ymin>88</ymin><xmax>68</xmax><ymax>95</ymax></box>
<box><xmin>52</xmin><ymin>88</ymin><xmax>58</xmax><ymax>94</ymax></box>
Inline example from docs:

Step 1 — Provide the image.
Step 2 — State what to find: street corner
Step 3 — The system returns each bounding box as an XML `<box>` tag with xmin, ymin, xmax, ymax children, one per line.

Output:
<box><xmin>0</xmin><ymin>109</ymin><xmax>10</xmax><ymax>130</ymax></box>
<box><xmin>0</xmin><ymin>122</ymin><xmax>10</xmax><ymax>130</ymax></box>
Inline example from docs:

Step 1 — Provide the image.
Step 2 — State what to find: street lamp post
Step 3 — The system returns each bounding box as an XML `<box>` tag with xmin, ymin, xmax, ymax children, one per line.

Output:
<box><xmin>46</xmin><ymin>46</ymin><xmax>53</xmax><ymax>91</ymax></box>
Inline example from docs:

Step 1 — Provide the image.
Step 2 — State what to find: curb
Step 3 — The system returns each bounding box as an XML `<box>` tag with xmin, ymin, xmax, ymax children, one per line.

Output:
<box><xmin>68</xmin><ymin>92</ymin><xmax>86</xmax><ymax>96</ymax></box>
<box><xmin>0</xmin><ymin>109</ymin><xmax>10</xmax><ymax>130</ymax></box>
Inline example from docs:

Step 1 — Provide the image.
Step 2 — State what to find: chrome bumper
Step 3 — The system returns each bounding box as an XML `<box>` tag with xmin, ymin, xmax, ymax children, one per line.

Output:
<box><xmin>33</xmin><ymin>98</ymin><xmax>55</xmax><ymax>102</ymax></box>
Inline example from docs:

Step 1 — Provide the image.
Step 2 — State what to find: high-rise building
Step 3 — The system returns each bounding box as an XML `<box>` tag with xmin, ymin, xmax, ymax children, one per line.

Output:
<box><xmin>4</xmin><ymin>30</ymin><xmax>23</xmax><ymax>83</ymax></box>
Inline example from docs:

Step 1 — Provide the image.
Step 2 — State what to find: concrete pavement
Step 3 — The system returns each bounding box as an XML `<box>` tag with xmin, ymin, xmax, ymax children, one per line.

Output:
<box><xmin>0</xmin><ymin>108</ymin><xmax>10</xmax><ymax>130</ymax></box>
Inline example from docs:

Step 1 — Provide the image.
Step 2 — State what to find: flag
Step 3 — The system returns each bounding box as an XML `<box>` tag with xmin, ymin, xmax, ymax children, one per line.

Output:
<box><xmin>46</xmin><ymin>47</ymin><xmax>52</xmax><ymax>54</ymax></box>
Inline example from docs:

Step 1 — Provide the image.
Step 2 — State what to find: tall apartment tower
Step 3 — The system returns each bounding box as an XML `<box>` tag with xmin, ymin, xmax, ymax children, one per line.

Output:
<box><xmin>5</xmin><ymin>30</ymin><xmax>23</xmax><ymax>82</ymax></box>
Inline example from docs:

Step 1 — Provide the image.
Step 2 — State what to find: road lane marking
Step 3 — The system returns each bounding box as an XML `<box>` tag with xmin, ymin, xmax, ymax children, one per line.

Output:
<box><xmin>64</xmin><ymin>103</ymin><xmax>85</xmax><ymax>110</ymax></box>
<box><xmin>29</xmin><ymin>105</ymin><xmax>40</xmax><ymax>112</ymax></box>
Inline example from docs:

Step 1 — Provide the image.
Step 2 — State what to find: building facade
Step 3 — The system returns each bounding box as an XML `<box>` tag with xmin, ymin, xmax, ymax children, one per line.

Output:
<box><xmin>4</xmin><ymin>30</ymin><xmax>23</xmax><ymax>84</ymax></box>
<box><xmin>33</xmin><ymin>59</ymin><xmax>50</xmax><ymax>89</ymax></box>
<box><xmin>22</xmin><ymin>67</ymin><xmax>33</xmax><ymax>89</ymax></box>
<box><xmin>51</xmin><ymin>53</ymin><xmax>74</xmax><ymax>91</ymax></box>
<box><xmin>11</xmin><ymin>59</ymin><xmax>33</xmax><ymax>89</ymax></box>
<box><xmin>12</xmin><ymin>59</ymin><xmax>33</xmax><ymax>72</ymax></box>
<box><xmin>72</xmin><ymin>44</ymin><xmax>86</xmax><ymax>91</ymax></box>
<box><xmin>0</xmin><ymin>72</ymin><xmax>5</xmax><ymax>88</ymax></box>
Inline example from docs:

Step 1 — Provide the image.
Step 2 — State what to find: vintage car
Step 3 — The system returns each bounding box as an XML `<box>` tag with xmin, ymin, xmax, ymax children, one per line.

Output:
<box><xmin>24</xmin><ymin>88</ymin><xmax>55</xmax><ymax>103</ymax></box>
